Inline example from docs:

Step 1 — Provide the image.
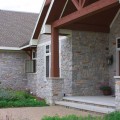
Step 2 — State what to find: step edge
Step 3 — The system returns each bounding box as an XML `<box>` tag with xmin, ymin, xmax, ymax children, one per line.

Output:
<box><xmin>63</xmin><ymin>98</ymin><xmax>115</xmax><ymax>107</ymax></box>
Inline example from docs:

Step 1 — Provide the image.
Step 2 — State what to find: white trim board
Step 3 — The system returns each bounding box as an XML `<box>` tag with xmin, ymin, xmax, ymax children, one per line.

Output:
<box><xmin>41</xmin><ymin>0</ymin><xmax>55</xmax><ymax>34</ymax></box>
<box><xmin>116</xmin><ymin>37</ymin><xmax>120</xmax><ymax>76</ymax></box>
<box><xmin>59</xmin><ymin>0</ymin><xmax>69</xmax><ymax>19</ymax></box>
<box><xmin>110</xmin><ymin>9</ymin><xmax>120</xmax><ymax>28</ymax></box>
<box><xmin>0</xmin><ymin>47</ymin><xmax>20</xmax><ymax>51</ymax></box>
<box><xmin>42</xmin><ymin>25</ymin><xmax>72</xmax><ymax>35</ymax></box>
<box><xmin>30</xmin><ymin>0</ymin><xmax>46</xmax><ymax>45</ymax></box>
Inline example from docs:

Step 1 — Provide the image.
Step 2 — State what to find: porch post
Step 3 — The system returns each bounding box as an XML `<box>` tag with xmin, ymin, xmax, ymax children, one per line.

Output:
<box><xmin>45</xmin><ymin>26</ymin><xmax>63</xmax><ymax>105</ymax></box>
<box><xmin>51</xmin><ymin>26</ymin><xmax>59</xmax><ymax>77</ymax></box>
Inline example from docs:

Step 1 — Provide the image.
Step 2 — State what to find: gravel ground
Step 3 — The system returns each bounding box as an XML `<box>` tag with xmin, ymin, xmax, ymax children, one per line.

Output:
<box><xmin>0</xmin><ymin>106</ymin><xmax>99</xmax><ymax>120</ymax></box>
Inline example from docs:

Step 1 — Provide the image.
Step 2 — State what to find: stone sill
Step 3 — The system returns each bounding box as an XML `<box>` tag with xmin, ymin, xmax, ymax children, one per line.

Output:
<box><xmin>114</xmin><ymin>76</ymin><xmax>120</xmax><ymax>79</ymax></box>
<box><xmin>46</xmin><ymin>77</ymin><xmax>64</xmax><ymax>80</ymax></box>
<box><xmin>27</xmin><ymin>73</ymin><xmax>37</xmax><ymax>75</ymax></box>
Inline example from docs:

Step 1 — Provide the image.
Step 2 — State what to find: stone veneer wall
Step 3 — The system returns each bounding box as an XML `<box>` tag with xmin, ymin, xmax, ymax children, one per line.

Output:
<box><xmin>0</xmin><ymin>50</ymin><xmax>28</xmax><ymax>90</ymax></box>
<box><xmin>36</xmin><ymin>35</ymin><xmax>72</xmax><ymax>102</ymax></box>
<box><xmin>109</xmin><ymin>12</ymin><xmax>120</xmax><ymax>92</ymax></box>
<box><xmin>36</xmin><ymin>35</ymin><xmax>52</xmax><ymax>103</ymax></box>
<box><xmin>72</xmin><ymin>31</ymin><xmax>109</xmax><ymax>96</ymax></box>
<box><xmin>60</xmin><ymin>36</ymin><xmax>73</xmax><ymax>96</ymax></box>
<box><xmin>27</xmin><ymin>73</ymin><xmax>37</xmax><ymax>95</ymax></box>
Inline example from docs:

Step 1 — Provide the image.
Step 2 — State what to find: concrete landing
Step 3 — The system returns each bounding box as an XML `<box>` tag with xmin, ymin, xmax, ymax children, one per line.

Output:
<box><xmin>55</xmin><ymin>96</ymin><xmax>116</xmax><ymax>114</ymax></box>
<box><xmin>63</xmin><ymin>96</ymin><xmax>115</xmax><ymax>107</ymax></box>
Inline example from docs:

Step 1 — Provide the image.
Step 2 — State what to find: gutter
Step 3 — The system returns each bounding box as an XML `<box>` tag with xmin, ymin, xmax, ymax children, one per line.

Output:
<box><xmin>0</xmin><ymin>47</ymin><xmax>20</xmax><ymax>51</ymax></box>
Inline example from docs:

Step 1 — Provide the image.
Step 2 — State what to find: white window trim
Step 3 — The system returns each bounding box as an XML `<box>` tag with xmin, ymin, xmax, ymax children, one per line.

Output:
<box><xmin>43</xmin><ymin>40</ymin><xmax>63</xmax><ymax>81</ymax></box>
<box><xmin>32</xmin><ymin>50</ymin><xmax>37</xmax><ymax>60</ymax></box>
<box><xmin>44</xmin><ymin>43</ymin><xmax>51</xmax><ymax>80</ymax></box>
<box><xmin>116</xmin><ymin>37</ymin><xmax>120</xmax><ymax>76</ymax></box>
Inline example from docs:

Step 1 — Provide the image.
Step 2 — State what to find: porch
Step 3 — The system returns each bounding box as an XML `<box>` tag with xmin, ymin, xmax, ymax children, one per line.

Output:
<box><xmin>55</xmin><ymin>96</ymin><xmax>115</xmax><ymax>114</ymax></box>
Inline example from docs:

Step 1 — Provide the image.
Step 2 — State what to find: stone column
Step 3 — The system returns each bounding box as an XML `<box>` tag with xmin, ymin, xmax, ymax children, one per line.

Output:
<box><xmin>115</xmin><ymin>76</ymin><xmax>120</xmax><ymax>110</ymax></box>
<box><xmin>46</xmin><ymin>77</ymin><xmax>64</xmax><ymax>105</ymax></box>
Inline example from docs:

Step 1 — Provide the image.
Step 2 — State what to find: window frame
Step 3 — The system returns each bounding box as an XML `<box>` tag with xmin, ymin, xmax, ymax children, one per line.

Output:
<box><xmin>25</xmin><ymin>50</ymin><xmax>37</xmax><ymax>73</ymax></box>
<box><xmin>45</xmin><ymin>44</ymin><xmax>51</xmax><ymax>78</ymax></box>
<box><xmin>116</xmin><ymin>37</ymin><xmax>120</xmax><ymax>76</ymax></box>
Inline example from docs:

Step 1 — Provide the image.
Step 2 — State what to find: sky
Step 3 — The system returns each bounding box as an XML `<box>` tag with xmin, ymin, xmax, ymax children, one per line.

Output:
<box><xmin>0</xmin><ymin>0</ymin><xmax>44</xmax><ymax>13</ymax></box>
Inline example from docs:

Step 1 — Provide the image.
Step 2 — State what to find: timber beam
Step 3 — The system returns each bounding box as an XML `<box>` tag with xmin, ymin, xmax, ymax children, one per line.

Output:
<box><xmin>51</xmin><ymin>26</ymin><xmax>60</xmax><ymax>77</ymax></box>
<box><xmin>53</xmin><ymin>0</ymin><xmax>119</xmax><ymax>28</ymax></box>
<box><xmin>62</xmin><ymin>23</ymin><xmax>110</xmax><ymax>33</ymax></box>
<box><xmin>72</xmin><ymin>0</ymin><xmax>81</xmax><ymax>10</ymax></box>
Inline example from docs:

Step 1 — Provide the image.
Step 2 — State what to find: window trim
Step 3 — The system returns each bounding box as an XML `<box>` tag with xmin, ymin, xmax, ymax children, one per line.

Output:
<box><xmin>45</xmin><ymin>43</ymin><xmax>51</xmax><ymax>78</ymax></box>
<box><xmin>25</xmin><ymin>59</ymin><xmax>36</xmax><ymax>73</ymax></box>
<box><xmin>32</xmin><ymin>50</ymin><xmax>37</xmax><ymax>60</ymax></box>
<box><xmin>116</xmin><ymin>37</ymin><xmax>120</xmax><ymax>76</ymax></box>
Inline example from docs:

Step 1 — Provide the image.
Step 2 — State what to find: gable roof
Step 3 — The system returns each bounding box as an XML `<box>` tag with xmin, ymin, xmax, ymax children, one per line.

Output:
<box><xmin>33</xmin><ymin>0</ymin><xmax>120</xmax><ymax>39</ymax></box>
<box><xmin>0</xmin><ymin>10</ymin><xmax>38</xmax><ymax>48</ymax></box>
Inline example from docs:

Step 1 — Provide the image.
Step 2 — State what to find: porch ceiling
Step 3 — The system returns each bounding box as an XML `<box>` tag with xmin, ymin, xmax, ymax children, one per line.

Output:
<box><xmin>61</xmin><ymin>5</ymin><xmax>120</xmax><ymax>33</ymax></box>
<box><xmin>82</xmin><ymin>0</ymin><xmax>99</xmax><ymax>7</ymax></box>
<box><xmin>46</xmin><ymin>0</ymin><xmax>120</xmax><ymax>33</ymax></box>
<box><xmin>33</xmin><ymin>0</ymin><xmax>120</xmax><ymax>39</ymax></box>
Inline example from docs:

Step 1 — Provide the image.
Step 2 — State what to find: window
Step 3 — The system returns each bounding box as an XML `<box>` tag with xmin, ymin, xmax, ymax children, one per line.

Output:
<box><xmin>32</xmin><ymin>51</ymin><xmax>36</xmax><ymax>59</ymax></box>
<box><xmin>46</xmin><ymin>45</ymin><xmax>50</xmax><ymax>53</ymax></box>
<box><xmin>25</xmin><ymin>50</ymin><xmax>37</xmax><ymax>73</ymax></box>
<box><xmin>116</xmin><ymin>38</ymin><xmax>120</xmax><ymax>76</ymax></box>
<box><xmin>45</xmin><ymin>44</ymin><xmax>51</xmax><ymax>77</ymax></box>
<box><xmin>117</xmin><ymin>39</ymin><xmax>120</xmax><ymax>48</ymax></box>
<box><xmin>25</xmin><ymin>60</ymin><xmax>36</xmax><ymax>73</ymax></box>
<box><xmin>46</xmin><ymin>56</ymin><xmax>50</xmax><ymax>77</ymax></box>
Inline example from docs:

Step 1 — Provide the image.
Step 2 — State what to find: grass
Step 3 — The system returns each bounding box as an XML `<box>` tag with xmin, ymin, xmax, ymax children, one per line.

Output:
<box><xmin>0</xmin><ymin>89</ymin><xmax>47</xmax><ymax>108</ymax></box>
<box><xmin>42</xmin><ymin>112</ymin><xmax>120</xmax><ymax>120</ymax></box>
<box><xmin>42</xmin><ymin>115</ymin><xmax>102</xmax><ymax>120</ymax></box>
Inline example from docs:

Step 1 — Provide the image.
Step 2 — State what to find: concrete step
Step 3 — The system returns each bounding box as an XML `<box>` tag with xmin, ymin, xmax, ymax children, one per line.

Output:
<box><xmin>63</xmin><ymin>96</ymin><xmax>115</xmax><ymax>108</ymax></box>
<box><xmin>55</xmin><ymin>101</ymin><xmax>115</xmax><ymax>114</ymax></box>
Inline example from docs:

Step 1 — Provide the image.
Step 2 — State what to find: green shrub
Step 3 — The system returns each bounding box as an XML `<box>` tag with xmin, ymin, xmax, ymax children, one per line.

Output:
<box><xmin>104</xmin><ymin>112</ymin><xmax>120</xmax><ymax>120</ymax></box>
<box><xmin>0</xmin><ymin>89</ymin><xmax>47</xmax><ymax>108</ymax></box>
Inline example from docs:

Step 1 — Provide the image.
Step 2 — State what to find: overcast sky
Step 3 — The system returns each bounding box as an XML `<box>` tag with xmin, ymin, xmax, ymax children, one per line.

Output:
<box><xmin>0</xmin><ymin>0</ymin><xmax>44</xmax><ymax>13</ymax></box>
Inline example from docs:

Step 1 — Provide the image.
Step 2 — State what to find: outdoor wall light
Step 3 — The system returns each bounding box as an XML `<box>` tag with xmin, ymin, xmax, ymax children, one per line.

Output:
<box><xmin>107</xmin><ymin>55</ymin><xmax>113</xmax><ymax>65</ymax></box>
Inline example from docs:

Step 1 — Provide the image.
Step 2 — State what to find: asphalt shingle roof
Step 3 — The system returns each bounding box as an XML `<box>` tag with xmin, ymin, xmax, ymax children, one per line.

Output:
<box><xmin>0</xmin><ymin>10</ymin><xmax>38</xmax><ymax>48</ymax></box>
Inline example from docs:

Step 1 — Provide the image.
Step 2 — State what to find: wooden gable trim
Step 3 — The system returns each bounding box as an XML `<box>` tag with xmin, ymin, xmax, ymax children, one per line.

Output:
<box><xmin>52</xmin><ymin>0</ymin><xmax>119</xmax><ymax>28</ymax></box>
<box><xmin>72</xmin><ymin>0</ymin><xmax>81</xmax><ymax>10</ymax></box>
<box><xmin>81</xmin><ymin>0</ymin><xmax>86</xmax><ymax>7</ymax></box>
<box><xmin>45</xmin><ymin>0</ymin><xmax>51</xmax><ymax>6</ymax></box>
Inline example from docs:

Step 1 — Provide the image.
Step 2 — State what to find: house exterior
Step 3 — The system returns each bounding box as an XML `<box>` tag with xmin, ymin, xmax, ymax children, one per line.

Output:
<box><xmin>1</xmin><ymin>0</ymin><xmax>120</xmax><ymax>112</ymax></box>
<box><xmin>0</xmin><ymin>10</ymin><xmax>38</xmax><ymax>90</ymax></box>
<box><xmin>27</xmin><ymin>0</ymin><xmax>120</xmax><ymax>110</ymax></box>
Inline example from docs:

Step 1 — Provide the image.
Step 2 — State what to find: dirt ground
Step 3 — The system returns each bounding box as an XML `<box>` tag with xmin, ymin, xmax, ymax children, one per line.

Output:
<box><xmin>0</xmin><ymin>106</ymin><xmax>99</xmax><ymax>120</ymax></box>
